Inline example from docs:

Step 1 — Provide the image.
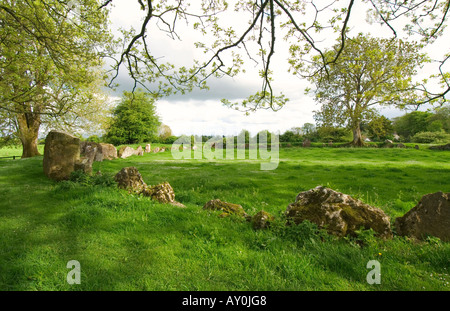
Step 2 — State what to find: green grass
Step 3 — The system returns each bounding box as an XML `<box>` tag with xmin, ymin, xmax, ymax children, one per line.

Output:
<box><xmin>0</xmin><ymin>145</ymin><xmax>449</xmax><ymax>290</ymax></box>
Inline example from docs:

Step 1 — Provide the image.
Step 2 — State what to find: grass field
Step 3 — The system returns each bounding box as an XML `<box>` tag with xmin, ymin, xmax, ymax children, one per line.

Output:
<box><xmin>0</xmin><ymin>145</ymin><xmax>449</xmax><ymax>291</ymax></box>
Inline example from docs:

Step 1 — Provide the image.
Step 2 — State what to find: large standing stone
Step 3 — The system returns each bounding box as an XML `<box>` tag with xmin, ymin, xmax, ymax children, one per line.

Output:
<box><xmin>75</xmin><ymin>143</ymin><xmax>97</xmax><ymax>174</ymax></box>
<box><xmin>43</xmin><ymin>130</ymin><xmax>81</xmax><ymax>181</ymax></box>
<box><xmin>395</xmin><ymin>192</ymin><xmax>450</xmax><ymax>242</ymax></box>
<box><xmin>114</xmin><ymin>166</ymin><xmax>147</xmax><ymax>193</ymax></box>
<box><xmin>286</xmin><ymin>186</ymin><xmax>392</xmax><ymax>239</ymax></box>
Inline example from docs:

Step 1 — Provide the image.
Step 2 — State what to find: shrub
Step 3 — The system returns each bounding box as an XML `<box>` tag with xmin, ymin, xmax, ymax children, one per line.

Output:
<box><xmin>411</xmin><ymin>131</ymin><xmax>450</xmax><ymax>143</ymax></box>
<box><xmin>87</xmin><ymin>135</ymin><xmax>102</xmax><ymax>143</ymax></box>
<box><xmin>69</xmin><ymin>170</ymin><xmax>116</xmax><ymax>187</ymax></box>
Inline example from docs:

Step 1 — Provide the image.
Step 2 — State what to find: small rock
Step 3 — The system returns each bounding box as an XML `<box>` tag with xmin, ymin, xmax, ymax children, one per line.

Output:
<box><xmin>203</xmin><ymin>199</ymin><xmax>249</xmax><ymax>218</ymax></box>
<box><xmin>252</xmin><ymin>210</ymin><xmax>275</xmax><ymax>229</ymax></box>
<box><xmin>114</xmin><ymin>167</ymin><xmax>147</xmax><ymax>193</ymax></box>
<box><xmin>142</xmin><ymin>182</ymin><xmax>185</xmax><ymax>207</ymax></box>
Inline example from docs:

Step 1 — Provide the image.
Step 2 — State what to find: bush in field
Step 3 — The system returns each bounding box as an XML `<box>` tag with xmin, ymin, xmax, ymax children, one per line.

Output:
<box><xmin>87</xmin><ymin>135</ymin><xmax>102</xmax><ymax>143</ymax></box>
<box><xmin>412</xmin><ymin>131</ymin><xmax>450</xmax><ymax>143</ymax></box>
<box><xmin>316</xmin><ymin>126</ymin><xmax>351</xmax><ymax>142</ymax></box>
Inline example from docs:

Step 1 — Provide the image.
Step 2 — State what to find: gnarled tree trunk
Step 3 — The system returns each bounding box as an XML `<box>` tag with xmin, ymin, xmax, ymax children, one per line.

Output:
<box><xmin>17</xmin><ymin>112</ymin><xmax>41</xmax><ymax>158</ymax></box>
<box><xmin>351</xmin><ymin>121</ymin><xmax>365</xmax><ymax>147</ymax></box>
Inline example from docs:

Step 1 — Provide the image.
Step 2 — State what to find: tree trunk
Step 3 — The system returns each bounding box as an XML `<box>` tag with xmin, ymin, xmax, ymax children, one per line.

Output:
<box><xmin>351</xmin><ymin>121</ymin><xmax>365</xmax><ymax>147</ymax></box>
<box><xmin>17</xmin><ymin>112</ymin><xmax>41</xmax><ymax>158</ymax></box>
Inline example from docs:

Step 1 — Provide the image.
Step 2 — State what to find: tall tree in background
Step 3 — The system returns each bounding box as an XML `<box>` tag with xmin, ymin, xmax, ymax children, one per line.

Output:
<box><xmin>158</xmin><ymin>124</ymin><xmax>173</xmax><ymax>141</ymax></box>
<box><xmin>105</xmin><ymin>90</ymin><xmax>161</xmax><ymax>145</ymax></box>
<box><xmin>0</xmin><ymin>0</ymin><xmax>111</xmax><ymax>157</ymax></box>
<box><xmin>308</xmin><ymin>34</ymin><xmax>426</xmax><ymax>146</ymax></box>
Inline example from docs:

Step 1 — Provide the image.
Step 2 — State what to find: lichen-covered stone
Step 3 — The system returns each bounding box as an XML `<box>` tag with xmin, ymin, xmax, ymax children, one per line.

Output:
<box><xmin>118</xmin><ymin>146</ymin><xmax>136</xmax><ymax>159</ymax></box>
<box><xmin>43</xmin><ymin>130</ymin><xmax>81</xmax><ymax>181</ymax></box>
<box><xmin>203</xmin><ymin>199</ymin><xmax>248</xmax><ymax>218</ymax></box>
<box><xmin>286</xmin><ymin>186</ymin><xmax>392</xmax><ymax>239</ymax></box>
<box><xmin>395</xmin><ymin>192</ymin><xmax>450</xmax><ymax>242</ymax></box>
<box><xmin>80</xmin><ymin>142</ymin><xmax>117</xmax><ymax>161</ymax></box>
<box><xmin>99</xmin><ymin>143</ymin><xmax>118</xmax><ymax>160</ymax></box>
<box><xmin>135</xmin><ymin>145</ymin><xmax>144</xmax><ymax>156</ymax></box>
<box><xmin>142</xmin><ymin>182</ymin><xmax>174</xmax><ymax>203</ymax></box>
<box><xmin>114</xmin><ymin>166</ymin><xmax>147</xmax><ymax>193</ymax></box>
<box><xmin>252</xmin><ymin>210</ymin><xmax>275</xmax><ymax>229</ymax></box>
<box><xmin>141</xmin><ymin>182</ymin><xmax>185</xmax><ymax>207</ymax></box>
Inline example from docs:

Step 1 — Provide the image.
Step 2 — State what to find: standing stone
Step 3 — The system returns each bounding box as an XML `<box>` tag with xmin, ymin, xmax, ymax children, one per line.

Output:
<box><xmin>135</xmin><ymin>145</ymin><xmax>144</xmax><ymax>156</ymax></box>
<box><xmin>302</xmin><ymin>139</ymin><xmax>311</xmax><ymax>147</ymax></box>
<box><xmin>153</xmin><ymin>147</ymin><xmax>160</xmax><ymax>153</ymax></box>
<box><xmin>145</xmin><ymin>144</ymin><xmax>151</xmax><ymax>153</ymax></box>
<box><xmin>75</xmin><ymin>143</ymin><xmax>96</xmax><ymax>174</ymax></box>
<box><xmin>43</xmin><ymin>130</ymin><xmax>81</xmax><ymax>181</ymax></box>
<box><xmin>286</xmin><ymin>186</ymin><xmax>392</xmax><ymax>239</ymax></box>
<box><xmin>395</xmin><ymin>192</ymin><xmax>450</xmax><ymax>242</ymax></box>
<box><xmin>99</xmin><ymin>143</ymin><xmax>118</xmax><ymax>160</ymax></box>
<box><xmin>80</xmin><ymin>141</ymin><xmax>117</xmax><ymax>162</ymax></box>
<box><xmin>118</xmin><ymin>146</ymin><xmax>136</xmax><ymax>159</ymax></box>
<box><xmin>414</xmin><ymin>145</ymin><xmax>420</xmax><ymax>150</ymax></box>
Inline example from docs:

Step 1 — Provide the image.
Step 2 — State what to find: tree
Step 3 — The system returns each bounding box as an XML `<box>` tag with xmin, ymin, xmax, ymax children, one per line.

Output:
<box><xmin>0</xmin><ymin>0</ymin><xmax>111</xmax><ymax>157</ymax></box>
<box><xmin>158</xmin><ymin>124</ymin><xmax>173</xmax><ymax>141</ymax></box>
<box><xmin>301</xmin><ymin>123</ymin><xmax>317</xmax><ymax>139</ymax></box>
<box><xmin>367</xmin><ymin>115</ymin><xmax>394</xmax><ymax>141</ymax></box>
<box><xmin>393</xmin><ymin>111</ymin><xmax>434</xmax><ymax>140</ymax></box>
<box><xmin>99</xmin><ymin>0</ymin><xmax>449</xmax><ymax>112</ymax></box>
<box><xmin>105</xmin><ymin>90</ymin><xmax>161</xmax><ymax>145</ymax></box>
<box><xmin>393</xmin><ymin>108</ymin><xmax>450</xmax><ymax>140</ymax></box>
<box><xmin>429</xmin><ymin>105</ymin><xmax>450</xmax><ymax>133</ymax></box>
<box><xmin>308</xmin><ymin>34</ymin><xmax>426</xmax><ymax>146</ymax></box>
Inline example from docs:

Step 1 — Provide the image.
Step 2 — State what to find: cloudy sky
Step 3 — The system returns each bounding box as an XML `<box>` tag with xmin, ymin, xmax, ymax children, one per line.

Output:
<box><xmin>105</xmin><ymin>0</ymin><xmax>449</xmax><ymax>136</ymax></box>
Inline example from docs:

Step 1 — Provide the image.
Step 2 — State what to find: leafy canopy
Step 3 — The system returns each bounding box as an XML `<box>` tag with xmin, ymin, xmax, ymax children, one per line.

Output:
<box><xmin>106</xmin><ymin>90</ymin><xmax>161</xmax><ymax>145</ymax></box>
<box><xmin>309</xmin><ymin>33</ymin><xmax>427</xmax><ymax>130</ymax></box>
